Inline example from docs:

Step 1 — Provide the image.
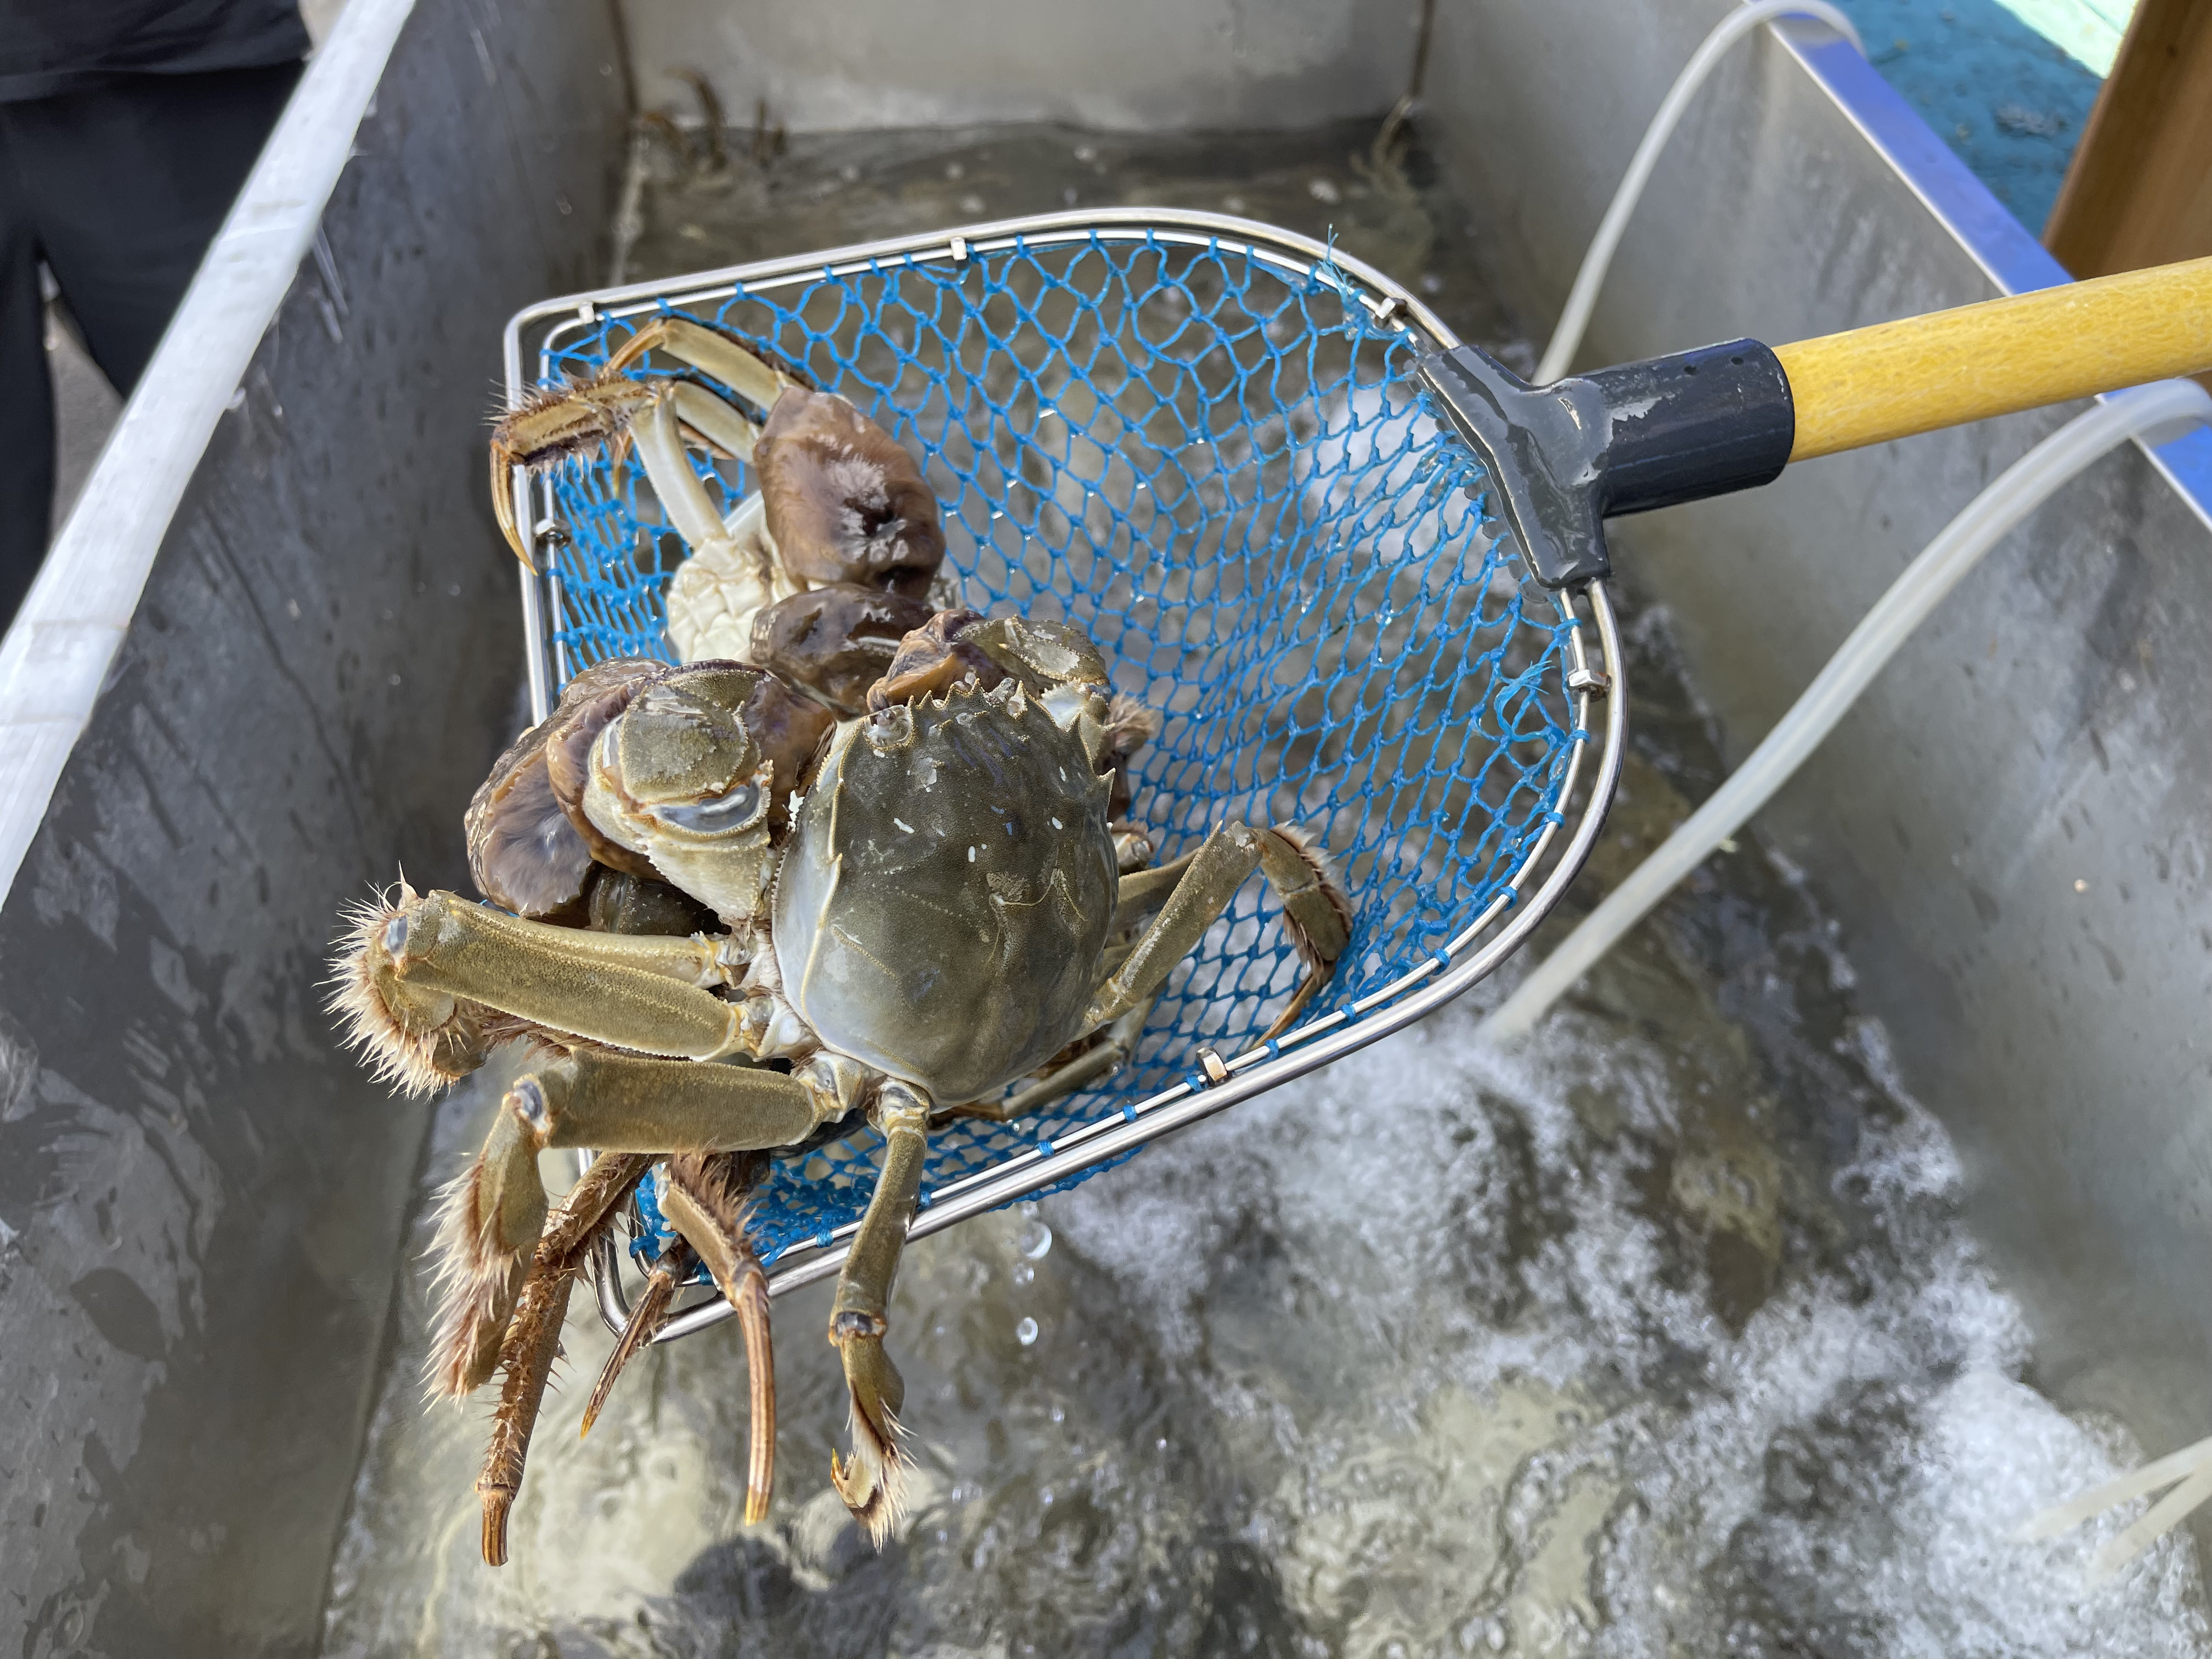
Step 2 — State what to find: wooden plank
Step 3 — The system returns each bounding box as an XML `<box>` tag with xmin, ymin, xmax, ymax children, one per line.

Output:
<box><xmin>2046</xmin><ymin>0</ymin><xmax>2212</xmax><ymax>278</ymax></box>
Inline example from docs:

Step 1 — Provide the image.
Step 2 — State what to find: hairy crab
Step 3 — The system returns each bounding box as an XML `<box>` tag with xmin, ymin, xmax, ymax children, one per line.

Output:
<box><xmin>340</xmin><ymin>318</ymin><xmax>1353</xmax><ymax>1561</ymax></box>
<box><xmin>332</xmin><ymin>605</ymin><xmax>1351</xmax><ymax>1561</ymax></box>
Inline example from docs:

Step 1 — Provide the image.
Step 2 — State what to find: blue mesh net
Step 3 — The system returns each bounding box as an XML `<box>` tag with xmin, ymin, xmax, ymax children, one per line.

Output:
<box><xmin>524</xmin><ymin>227</ymin><xmax>1580</xmax><ymax>1268</ymax></box>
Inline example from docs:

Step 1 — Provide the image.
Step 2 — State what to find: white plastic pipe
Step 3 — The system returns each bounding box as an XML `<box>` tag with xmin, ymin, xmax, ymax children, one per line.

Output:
<box><xmin>1480</xmin><ymin>378</ymin><xmax>2212</xmax><ymax>1045</ymax></box>
<box><xmin>1535</xmin><ymin>0</ymin><xmax>1863</xmax><ymax>385</ymax></box>
<box><xmin>0</xmin><ymin>0</ymin><xmax>419</xmax><ymax>905</ymax></box>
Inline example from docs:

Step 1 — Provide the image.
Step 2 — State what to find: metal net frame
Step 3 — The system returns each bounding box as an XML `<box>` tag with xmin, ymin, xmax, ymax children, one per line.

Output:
<box><xmin>499</xmin><ymin>211</ymin><xmax>1621</xmax><ymax>1330</ymax></box>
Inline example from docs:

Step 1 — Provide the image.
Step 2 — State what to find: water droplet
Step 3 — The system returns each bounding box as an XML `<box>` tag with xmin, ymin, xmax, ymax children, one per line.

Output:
<box><xmin>1012</xmin><ymin>1262</ymin><xmax>1035</xmax><ymax>1287</ymax></box>
<box><xmin>1015</xmin><ymin>1316</ymin><xmax>1039</xmax><ymax>1346</ymax></box>
<box><xmin>1049</xmin><ymin>1403</ymin><xmax>1065</xmax><ymax>1424</ymax></box>
<box><xmin>1018</xmin><ymin>1216</ymin><xmax>1053</xmax><ymax>1260</ymax></box>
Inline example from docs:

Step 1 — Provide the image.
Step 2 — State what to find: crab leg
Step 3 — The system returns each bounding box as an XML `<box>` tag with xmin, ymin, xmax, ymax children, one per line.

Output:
<box><xmin>490</xmin><ymin>315</ymin><xmax>804</xmax><ymax>563</ymax></box>
<box><xmin>510</xmin><ymin>1048</ymin><xmax>830</xmax><ymax>1153</ymax></box>
<box><xmin>670</xmin><ymin>379</ymin><xmax>769</xmax><ymax>465</ymax></box>
<box><xmin>605</xmin><ymin>315</ymin><xmax>804</xmax><ymax>413</ymax></box>
<box><xmin>1085</xmin><ymin>824</ymin><xmax>1351</xmax><ymax>1036</ymax></box>
<box><xmin>577</xmin><ymin>1151</ymin><xmax>780</xmax><ymax>1523</ymax></box>
<box><xmin>427</xmin><ymin>1101</ymin><xmax>550</xmax><ymax>1396</ymax></box>
<box><xmin>634</xmin><ymin>391</ymin><xmax>742</xmax><ymax>547</ymax></box>
<box><xmin>660</xmin><ymin>1151</ymin><xmax>777</xmax><ymax>1523</ymax></box>
<box><xmin>946</xmin><ymin>994</ymin><xmax>1161</xmax><ymax>1125</ymax></box>
<box><xmin>1110</xmin><ymin>847</ymin><xmax>1200</xmax><ymax>931</ymax></box>
<box><xmin>827</xmin><ymin>1081</ymin><xmax>931</xmax><ymax>1546</ymax></box>
<box><xmin>478</xmin><ymin>1151</ymin><xmax>652</xmax><ymax>1567</ymax></box>
<box><xmin>580</xmin><ymin>1236</ymin><xmax>696</xmax><ymax>1437</ymax></box>
<box><xmin>456</xmin><ymin>899</ymin><xmax>744</xmax><ymax>986</ymax></box>
<box><xmin>426</xmin><ymin>1048</ymin><xmax>843</xmax><ymax>1407</ymax></box>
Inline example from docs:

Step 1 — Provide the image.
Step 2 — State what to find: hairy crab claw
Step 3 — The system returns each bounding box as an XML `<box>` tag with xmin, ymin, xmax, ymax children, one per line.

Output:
<box><xmin>329</xmin><ymin>612</ymin><xmax>1354</xmax><ymax>1563</ymax></box>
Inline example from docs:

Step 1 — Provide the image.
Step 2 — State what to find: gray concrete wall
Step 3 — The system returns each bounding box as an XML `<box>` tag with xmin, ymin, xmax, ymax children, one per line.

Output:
<box><xmin>1426</xmin><ymin>2</ymin><xmax>2212</xmax><ymax>1460</ymax></box>
<box><xmin>618</xmin><ymin>0</ymin><xmax>1419</xmax><ymax>133</ymax></box>
<box><xmin>0</xmin><ymin>3</ymin><xmax>628</xmax><ymax>1652</ymax></box>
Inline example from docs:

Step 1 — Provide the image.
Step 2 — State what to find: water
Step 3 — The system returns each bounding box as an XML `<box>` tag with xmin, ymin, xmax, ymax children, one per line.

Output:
<box><xmin>318</xmin><ymin>123</ymin><xmax>2206</xmax><ymax>1656</ymax></box>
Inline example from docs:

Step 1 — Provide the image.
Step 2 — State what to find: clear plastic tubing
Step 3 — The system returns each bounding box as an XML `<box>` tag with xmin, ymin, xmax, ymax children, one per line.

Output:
<box><xmin>1536</xmin><ymin>0</ymin><xmax>1864</xmax><ymax>385</ymax></box>
<box><xmin>1481</xmin><ymin>379</ymin><xmax>2212</xmax><ymax>1044</ymax></box>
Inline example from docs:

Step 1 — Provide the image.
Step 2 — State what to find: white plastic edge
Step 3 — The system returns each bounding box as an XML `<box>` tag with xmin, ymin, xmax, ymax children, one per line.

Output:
<box><xmin>1534</xmin><ymin>0</ymin><xmax>1864</xmax><ymax>385</ymax></box>
<box><xmin>1479</xmin><ymin>377</ymin><xmax>2212</xmax><ymax>1043</ymax></box>
<box><xmin>0</xmin><ymin>0</ymin><xmax>419</xmax><ymax>906</ymax></box>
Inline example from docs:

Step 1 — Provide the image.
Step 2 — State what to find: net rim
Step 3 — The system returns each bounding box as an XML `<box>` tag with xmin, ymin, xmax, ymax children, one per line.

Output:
<box><xmin>494</xmin><ymin>208</ymin><xmax>1626</xmax><ymax>1338</ymax></box>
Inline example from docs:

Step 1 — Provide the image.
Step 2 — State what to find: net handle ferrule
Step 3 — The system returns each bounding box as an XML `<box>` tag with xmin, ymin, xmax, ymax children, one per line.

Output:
<box><xmin>1420</xmin><ymin>253</ymin><xmax>2212</xmax><ymax>590</ymax></box>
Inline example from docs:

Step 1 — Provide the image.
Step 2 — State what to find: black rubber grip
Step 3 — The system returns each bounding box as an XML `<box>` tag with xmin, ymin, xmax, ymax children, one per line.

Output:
<box><xmin>1587</xmin><ymin>340</ymin><xmax>1795</xmax><ymax>518</ymax></box>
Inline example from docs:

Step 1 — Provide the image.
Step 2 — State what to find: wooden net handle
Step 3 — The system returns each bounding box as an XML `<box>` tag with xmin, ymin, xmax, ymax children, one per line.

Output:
<box><xmin>1775</xmin><ymin>255</ymin><xmax>2212</xmax><ymax>462</ymax></box>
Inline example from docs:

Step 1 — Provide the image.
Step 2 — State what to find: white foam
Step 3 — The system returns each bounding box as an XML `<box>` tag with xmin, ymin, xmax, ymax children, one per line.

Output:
<box><xmin>1046</xmin><ymin>977</ymin><xmax>2208</xmax><ymax>1657</ymax></box>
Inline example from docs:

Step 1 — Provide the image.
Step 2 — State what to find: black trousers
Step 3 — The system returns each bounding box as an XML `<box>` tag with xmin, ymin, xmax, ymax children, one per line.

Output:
<box><xmin>0</xmin><ymin>59</ymin><xmax>300</xmax><ymax>625</ymax></box>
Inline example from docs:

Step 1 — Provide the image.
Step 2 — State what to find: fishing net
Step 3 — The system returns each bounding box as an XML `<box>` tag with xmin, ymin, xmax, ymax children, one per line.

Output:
<box><xmin>517</xmin><ymin>222</ymin><xmax>1585</xmax><ymax>1267</ymax></box>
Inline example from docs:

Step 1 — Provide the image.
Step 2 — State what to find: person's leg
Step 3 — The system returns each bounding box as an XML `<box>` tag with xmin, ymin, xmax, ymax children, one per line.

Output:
<box><xmin>0</xmin><ymin>106</ymin><xmax>55</xmax><ymax>623</ymax></box>
<box><xmin>20</xmin><ymin>59</ymin><xmax>301</xmax><ymax>395</ymax></box>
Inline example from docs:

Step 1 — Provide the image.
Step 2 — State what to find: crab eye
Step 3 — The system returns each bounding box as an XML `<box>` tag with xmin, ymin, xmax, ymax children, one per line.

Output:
<box><xmin>654</xmin><ymin>782</ymin><xmax>765</xmax><ymax>836</ymax></box>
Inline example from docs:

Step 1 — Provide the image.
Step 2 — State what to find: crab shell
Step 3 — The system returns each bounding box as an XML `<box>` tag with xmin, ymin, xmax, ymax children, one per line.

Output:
<box><xmin>773</xmin><ymin>676</ymin><xmax>1119</xmax><ymax>1105</ymax></box>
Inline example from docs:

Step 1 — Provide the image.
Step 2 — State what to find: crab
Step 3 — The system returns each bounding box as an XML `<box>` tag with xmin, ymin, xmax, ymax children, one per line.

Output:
<box><xmin>330</xmin><ymin>611</ymin><xmax>1352</xmax><ymax>1564</ymax></box>
<box><xmin>491</xmin><ymin>314</ymin><xmax>948</xmax><ymax>696</ymax></box>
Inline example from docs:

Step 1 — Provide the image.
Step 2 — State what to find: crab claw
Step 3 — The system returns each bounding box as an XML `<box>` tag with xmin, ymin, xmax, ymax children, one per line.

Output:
<box><xmin>326</xmin><ymin>882</ymin><xmax>492</xmax><ymax>1096</ymax></box>
<box><xmin>827</xmin><ymin>1311</ymin><xmax>910</xmax><ymax>1545</ymax></box>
